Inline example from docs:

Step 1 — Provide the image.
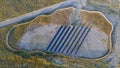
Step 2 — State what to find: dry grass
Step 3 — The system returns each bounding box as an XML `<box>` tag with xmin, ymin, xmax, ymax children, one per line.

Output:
<box><xmin>0</xmin><ymin>0</ymin><xmax>64</xmax><ymax>22</ymax></box>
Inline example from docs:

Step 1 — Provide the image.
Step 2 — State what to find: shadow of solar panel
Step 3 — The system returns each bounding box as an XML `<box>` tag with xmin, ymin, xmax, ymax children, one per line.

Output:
<box><xmin>74</xmin><ymin>27</ymin><xmax>91</xmax><ymax>54</ymax></box>
<box><xmin>57</xmin><ymin>26</ymin><xmax>75</xmax><ymax>53</ymax></box>
<box><xmin>46</xmin><ymin>26</ymin><xmax>63</xmax><ymax>51</ymax></box>
<box><xmin>53</xmin><ymin>26</ymin><xmax>70</xmax><ymax>52</ymax></box>
<box><xmin>46</xmin><ymin>25</ymin><xmax>91</xmax><ymax>56</ymax></box>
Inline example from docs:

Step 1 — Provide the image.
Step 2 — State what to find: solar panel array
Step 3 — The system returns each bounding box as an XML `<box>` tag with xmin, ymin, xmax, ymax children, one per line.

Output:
<box><xmin>46</xmin><ymin>25</ymin><xmax>91</xmax><ymax>55</ymax></box>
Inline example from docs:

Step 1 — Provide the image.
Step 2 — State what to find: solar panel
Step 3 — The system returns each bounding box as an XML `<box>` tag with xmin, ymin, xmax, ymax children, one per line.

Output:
<box><xmin>46</xmin><ymin>25</ymin><xmax>91</xmax><ymax>56</ymax></box>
